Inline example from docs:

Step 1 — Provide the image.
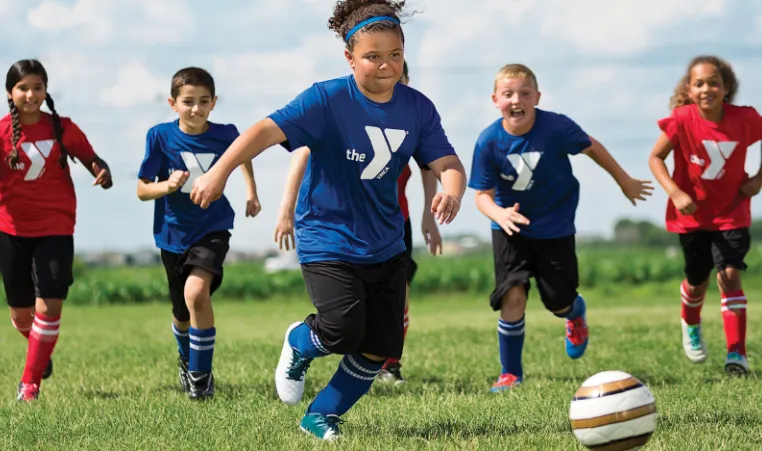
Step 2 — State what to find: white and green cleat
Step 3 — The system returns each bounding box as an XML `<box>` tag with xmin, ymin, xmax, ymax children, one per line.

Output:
<box><xmin>681</xmin><ymin>320</ymin><xmax>707</xmax><ymax>363</ymax></box>
<box><xmin>300</xmin><ymin>413</ymin><xmax>343</xmax><ymax>441</ymax></box>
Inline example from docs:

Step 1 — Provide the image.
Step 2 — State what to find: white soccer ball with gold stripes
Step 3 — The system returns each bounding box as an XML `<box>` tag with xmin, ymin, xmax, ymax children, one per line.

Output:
<box><xmin>569</xmin><ymin>371</ymin><xmax>657</xmax><ymax>451</ymax></box>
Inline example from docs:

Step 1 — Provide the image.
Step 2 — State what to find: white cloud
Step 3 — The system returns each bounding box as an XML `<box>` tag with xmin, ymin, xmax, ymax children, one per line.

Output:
<box><xmin>27</xmin><ymin>0</ymin><xmax>114</xmax><ymax>41</ymax></box>
<box><xmin>100</xmin><ymin>62</ymin><xmax>166</xmax><ymax>108</ymax></box>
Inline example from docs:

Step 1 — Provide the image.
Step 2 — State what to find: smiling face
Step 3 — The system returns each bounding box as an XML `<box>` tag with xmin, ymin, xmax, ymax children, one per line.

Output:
<box><xmin>492</xmin><ymin>75</ymin><xmax>541</xmax><ymax>136</ymax></box>
<box><xmin>8</xmin><ymin>74</ymin><xmax>46</xmax><ymax>118</ymax></box>
<box><xmin>344</xmin><ymin>29</ymin><xmax>404</xmax><ymax>102</ymax></box>
<box><xmin>168</xmin><ymin>85</ymin><xmax>217</xmax><ymax>134</ymax></box>
<box><xmin>687</xmin><ymin>62</ymin><xmax>727</xmax><ymax>118</ymax></box>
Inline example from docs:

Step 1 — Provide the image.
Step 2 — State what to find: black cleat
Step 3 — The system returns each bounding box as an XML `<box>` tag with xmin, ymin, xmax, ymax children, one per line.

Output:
<box><xmin>42</xmin><ymin>358</ymin><xmax>53</xmax><ymax>380</ymax></box>
<box><xmin>378</xmin><ymin>362</ymin><xmax>406</xmax><ymax>386</ymax></box>
<box><xmin>178</xmin><ymin>356</ymin><xmax>191</xmax><ymax>393</ymax></box>
<box><xmin>187</xmin><ymin>371</ymin><xmax>215</xmax><ymax>400</ymax></box>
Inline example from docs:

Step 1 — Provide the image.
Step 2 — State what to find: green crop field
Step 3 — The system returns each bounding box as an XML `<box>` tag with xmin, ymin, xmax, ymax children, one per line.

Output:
<box><xmin>2</xmin><ymin>286</ymin><xmax>760</xmax><ymax>450</ymax></box>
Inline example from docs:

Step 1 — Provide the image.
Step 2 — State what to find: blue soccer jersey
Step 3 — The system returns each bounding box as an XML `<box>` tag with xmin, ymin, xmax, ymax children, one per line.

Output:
<box><xmin>468</xmin><ymin>110</ymin><xmax>592</xmax><ymax>239</ymax></box>
<box><xmin>268</xmin><ymin>75</ymin><xmax>456</xmax><ymax>264</ymax></box>
<box><xmin>138</xmin><ymin>120</ymin><xmax>238</xmax><ymax>254</ymax></box>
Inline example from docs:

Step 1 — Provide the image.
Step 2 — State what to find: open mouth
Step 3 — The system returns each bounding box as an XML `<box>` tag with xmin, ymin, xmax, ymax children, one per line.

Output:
<box><xmin>509</xmin><ymin>106</ymin><xmax>525</xmax><ymax>120</ymax></box>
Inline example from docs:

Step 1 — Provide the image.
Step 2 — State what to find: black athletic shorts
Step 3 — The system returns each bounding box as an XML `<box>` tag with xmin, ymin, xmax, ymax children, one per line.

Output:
<box><xmin>300</xmin><ymin>251</ymin><xmax>408</xmax><ymax>359</ymax></box>
<box><xmin>0</xmin><ymin>232</ymin><xmax>74</xmax><ymax>307</ymax></box>
<box><xmin>679</xmin><ymin>228</ymin><xmax>750</xmax><ymax>286</ymax></box>
<box><xmin>403</xmin><ymin>218</ymin><xmax>417</xmax><ymax>284</ymax></box>
<box><xmin>489</xmin><ymin>229</ymin><xmax>579</xmax><ymax>312</ymax></box>
<box><xmin>160</xmin><ymin>231</ymin><xmax>231</xmax><ymax>322</ymax></box>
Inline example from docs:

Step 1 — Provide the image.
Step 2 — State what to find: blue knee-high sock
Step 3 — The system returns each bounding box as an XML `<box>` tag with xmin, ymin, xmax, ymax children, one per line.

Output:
<box><xmin>498</xmin><ymin>317</ymin><xmax>525</xmax><ymax>379</ymax></box>
<box><xmin>554</xmin><ymin>295</ymin><xmax>585</xmax><ymax>320</ymax></box>
<box><xmin>189</xmin><ymin>327</ymin><xmax>216</xmax><ymax>373</ymax></box>
<box><xmin>307</xmin><ymin>353</ymin><xmax>384</xmax><ymax>417</ymax></box>
<box><xmin>289</xmin><ymin>323</ymin><xmax>331</xmax><ymax>359</ymax></box>
<box><xmin>172</xmin><ymin>323</ymin><xmax>190</xmax><ymax>361</ymax></box>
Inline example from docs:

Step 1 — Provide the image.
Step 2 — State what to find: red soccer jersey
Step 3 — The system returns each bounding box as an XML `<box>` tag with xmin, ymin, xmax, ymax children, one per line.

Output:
<box><xmin>0</xmin><ymin>113</ymin><xmax>96</xmax><ymax>237</ymax></box>
<box><xmin>658</xmin><ymin>103</ymin><xmax>762</xmax><ymax>233</ymax></box>
<box><xmin>397</xmin><ymin>164</ymin><xmax>412</xmax><ymax>220</ymax></box>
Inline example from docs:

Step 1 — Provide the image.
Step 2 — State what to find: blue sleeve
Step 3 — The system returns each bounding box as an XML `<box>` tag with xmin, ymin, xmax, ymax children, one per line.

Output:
<box><xmin>412</xmin><ymin>99</ymin><xmax>457</xmax><ymax>167</ymax></box>
<box><xmin>467</xmin><ymin>138</ymin><xmax>497</xmax><ymax>191</ymax></box>
<box><xmin>267</xmin><ymin>84</ymin><xmax>327</xmax><ymax>152</ymax></box>
<box><xmin>138</xmin><ymin>128</ymin><xmax>162</xmax><ymax>181</ymax></box>
<box><xmin>559</xmin><ymin>114</ymin><xmax>592</xmax><ymax>155</ymax></box>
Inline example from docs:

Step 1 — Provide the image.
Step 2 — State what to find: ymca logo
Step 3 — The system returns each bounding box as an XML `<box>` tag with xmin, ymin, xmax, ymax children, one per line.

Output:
<box><xmin>694</xmin><ymin>140</ymin><xmax>737</xmax><ymax>180</ymax></box>
<box><xmin>505</xmin><ymin>151</ymin><xmax>542</xmax><ymax>191</ymax></box>
<box><xmin>179</xmin><ymin>152</ymin><xmax>216</xmax><ymax>194</ymax></box>
<box><xmin>349</xmin><ymin>126</ymin><xmax>407</xmax><ymax>180</ymax></box>
<box><xmin>13</xmin><ymin>140</ymin><xmax>55</xmax><ymax>181</ymax></box>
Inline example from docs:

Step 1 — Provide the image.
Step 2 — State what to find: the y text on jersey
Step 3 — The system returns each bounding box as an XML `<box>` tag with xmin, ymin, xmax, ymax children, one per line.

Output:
<box><xmin>179</xmin><ymin>152</ymin><xmax>216</xmax><ymax>194</ymax></box>
<box><xmin>358</xmin><ymin>126</ymin><xmax>408</xmax><ymax>180</ymax></box>
<box><xmin>505</xmin><ymin>151</ymin><xmax>542</xmax><ymax>191</ymax></box>
<box><xmin>15</xmin><ymin>140</ymin><xmax>55</xmax><ymax>181</ymax></box>
<box><xmin>694</xmin><ymin>140</ymin><xmax>738</xmax><ymax>180</ymax></box>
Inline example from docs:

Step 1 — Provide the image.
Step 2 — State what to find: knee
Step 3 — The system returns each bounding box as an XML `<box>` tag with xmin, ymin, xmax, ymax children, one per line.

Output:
<box><xmin>684</xmin><ymin>278</ymin><xmax>709</xmax><ymax>297</ymax></box>
<box><xmin>500</xmin><ymin>286</ymin><xmax>527</xmax><ymax>315</ymax></box>
<box><xmin>10</xmin><ymin>308</ymin><xmax>33</xmax><ymax>329</ymax></box>
<box><xmin>36</xmin><ymin>298</ymin><xmax>63</xmax><ymax>317</ymax></box>
<box><xmin>717</xmin><ymin>268</ymin><xmax>743</xmax><ymax>292</ymax></box>
<box><xmin>325</xmin><ymin>321</ymin><xmax>365</xmax><ymax>355</ymax></box>
<box><xmin>184</xmin><ymin>277</ymin><xmax>211</xmax><ymax>311</ymax></box>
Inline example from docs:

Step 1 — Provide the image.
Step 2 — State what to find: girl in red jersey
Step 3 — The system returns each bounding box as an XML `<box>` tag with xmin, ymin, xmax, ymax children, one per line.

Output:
<box><xmin>0</xmin><ymin>59</ymin><xmax>113</xmax><ymax>401</ymax></box>
<box><xmin>648</xmin><ymin>55</ymin><xmax>762</xmax><ymax>376</ymax></box>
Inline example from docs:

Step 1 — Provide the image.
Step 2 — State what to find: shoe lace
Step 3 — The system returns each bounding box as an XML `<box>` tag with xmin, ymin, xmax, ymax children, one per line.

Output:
<box><xmin>319</xmin><ymin>414</ymin><xmax>344</xmax><ymax>433</ymax></box>
<box><xmin>287</xmin><ymin>350</ymin><xmax>313</xmax><ymax>381</ymax></box>
<box><xmin>566</xmin><ymin>317</ymin><xmax>588</xmax><ymax>344</ymax></box>
<box><xmin>687</xmin><ymin>326</ymin><xmax>702</xmax><ymax>349</ymax></box>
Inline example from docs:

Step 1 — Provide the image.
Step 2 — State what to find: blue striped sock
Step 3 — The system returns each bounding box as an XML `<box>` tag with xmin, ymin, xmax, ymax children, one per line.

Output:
<box><xmin>554</xmin><ymin>295</ymin><xmax>585</xmax><ymax>320</ymax></box>
<box><xmin>189</xmin><ymin>327</ymin><xmax>215</xmax><ymax>373</ymax></box>
<box><xmin>289</xmin><ymin>323</ymin><xmax>331</xmax><ymax>359</ymax></box>
<box><xmin>307</xmin><ymin>353</ymin><xmax>384</xmax><ymax>417</ymax></box>
<box><xmin>498</xmin><ymin>317</ymin><xmax>525</xmax><ymax>378</ymax></box>
<box><xmin>172</xmin><ymin>323</ymin><xmax>190</xmax><ymax>361</ymax></box>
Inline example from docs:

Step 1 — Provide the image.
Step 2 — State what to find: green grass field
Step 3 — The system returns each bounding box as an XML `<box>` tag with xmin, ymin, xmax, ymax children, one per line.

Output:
<box><xmin>1</xmin><ymin>289</ymin><xmax>761</xmax><ymax>450</ymax></box>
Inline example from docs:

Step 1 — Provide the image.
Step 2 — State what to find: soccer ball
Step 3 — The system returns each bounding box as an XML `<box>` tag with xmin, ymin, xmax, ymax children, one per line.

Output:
<box><xmin>569</xmin><ymin>371</ymin><xmax>657</xmax><ymax>450</ymax></box>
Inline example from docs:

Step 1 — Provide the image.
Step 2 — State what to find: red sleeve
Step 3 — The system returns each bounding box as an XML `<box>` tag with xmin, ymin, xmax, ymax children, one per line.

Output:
<box><xmin>745</xmin><ymin>107</ymin><xmax>762</xmax><ymax>144</ymax></box>
<box><xmin>657</xmin><ymin>114</ymin><xmax>680</xmax><ymax>147</ymax></box>
<box><xmin>61</xmin><ymin>119</ymin><xmax>96</xmax><ymax>163</ymax></box>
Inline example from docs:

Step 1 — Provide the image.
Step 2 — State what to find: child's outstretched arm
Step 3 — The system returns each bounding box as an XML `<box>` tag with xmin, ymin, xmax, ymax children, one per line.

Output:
<box><xmin>274</xmin><ymin>146</ymin><xmax>311</xmax><ymax>250</ymax></box>
<box><xmin>426</xmin><ymin>155</ymin><xmax>467</xmax><ymax>225</ymax></box>
<box><xmin>648</xmin><ymin>132</ymin><xmax>696</xmax><ymax>215</ymax></box>
<box><xmin>241</xmin><ymin>160</ymin><xmax>261</xmax><ymax>217</ymax></box>
<box><xmin>474</xmin><ymin>189</ymin><xmax>529</xmax><ymax>236</ymax></box>
<box><xmin>137</xmin><ymin>171</ymin><xmax>189</xmax><ymax>201</ymax></box>
<box><xmin>420</xmin><ymin>167</ymin><xmax>442</xmax><ymax>255</ymax></box>
<box><xmin>583</xmin><ymin>136</ymin><xmax>653</xmax><ymax>205</ymax></box>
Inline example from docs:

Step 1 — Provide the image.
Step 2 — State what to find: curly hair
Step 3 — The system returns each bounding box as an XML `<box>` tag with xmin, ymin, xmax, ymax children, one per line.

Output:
<box><xmin>669</xmin><ymin>55</ymin><xmax>738</xmax><ymax>110</ymax></box>
<box><xmin>5</xmin><ymin>59</ymin><xmax>73</xmax><ymax>168</ymax></box>
<box><xmin>327</xmin><ymin>0</ymin><xmax>410</xmax><ymax>50</ymax></box>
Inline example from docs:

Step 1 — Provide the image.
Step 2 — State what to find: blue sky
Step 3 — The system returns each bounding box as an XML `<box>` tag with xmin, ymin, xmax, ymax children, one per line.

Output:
<box><xmin>2</xmin><ymin>0</ymin><xmax>762</xmax><ymax>253</ymax></box>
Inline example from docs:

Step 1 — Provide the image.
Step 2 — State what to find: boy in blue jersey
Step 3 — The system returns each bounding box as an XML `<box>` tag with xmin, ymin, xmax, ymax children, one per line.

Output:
<box><xmin>189</xmin><ymin>0</ymin><xmax>467</xmax><ymax>440</ymax></box>
<box><xmin>469</xmin><ymin>64</ymin><xmax>653</xmax><ymax>392</ymax></box>
<box><xmin>136</xmin><ymin>67</ymin><xmax>261</xmax><ymax>400</ymax></box>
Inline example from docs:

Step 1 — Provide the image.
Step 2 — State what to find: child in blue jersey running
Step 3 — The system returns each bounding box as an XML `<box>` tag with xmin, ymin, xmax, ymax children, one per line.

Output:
<box><xmin>190</xmin><ymin>0</ymin><xmax>467</xmax><ymax>440</ymax></box>
<box><xmin>137</xmin><ymin>67</ymin><xmax>261</xmax><ymax>400</ymax></box>
<box><xmin>469</xmin><ymin>64</ymin><xmax>653</xmax><ymax>392</ymax></box>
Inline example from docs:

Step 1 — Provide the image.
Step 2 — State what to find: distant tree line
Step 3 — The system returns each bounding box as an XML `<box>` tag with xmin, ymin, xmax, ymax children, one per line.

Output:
<box><xmin>604</xmin><ymin>218</ymin><xmax>762</xmax><ymax>248</ymax></box>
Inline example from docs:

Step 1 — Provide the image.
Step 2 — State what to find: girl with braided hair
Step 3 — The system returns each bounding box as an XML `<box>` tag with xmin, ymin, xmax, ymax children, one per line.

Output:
<box><xmin>0</xmin><ymin>59</ymin><xmax>112</xmax><ymax>402</ymax></box>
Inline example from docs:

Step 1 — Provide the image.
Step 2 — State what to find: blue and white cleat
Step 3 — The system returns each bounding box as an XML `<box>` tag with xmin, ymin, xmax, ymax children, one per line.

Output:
<box><xmin>300</xmin><ymin>413</ymin><xmax>343</xmax><ymax>441</ymax></box>
<box><xmin>275</xmin><ymin>322</ymin><xmax>313</xmax><ymax>405</ymax></box>
<box><xmin>681</xmin><ymin>320</ymin><xmax>707</xmax><ymax>363</ymax></box>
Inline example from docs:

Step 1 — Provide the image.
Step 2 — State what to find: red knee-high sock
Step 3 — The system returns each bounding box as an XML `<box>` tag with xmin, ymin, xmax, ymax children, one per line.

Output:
<box><xmin>721</xmin><ymin>290</ymin><xmax>747</xmax><ymax>355</ymax></box>
<box><xmin>384</xmin><ymin>306</ymin><xmax>409</xmax><ymax>368</ymax></box>
<box><xmin>12</xmin><ymin>319</ymin><xmax>31</xmax><ymax>339</ymax></box>
<box><xmin>680</xmin><ymin>280</ymin><xmax>704</xmax><ymax>326</ymax></box>
<box><xmin>21</xmin><ymin>313</ymin><xmax>60</xmax><ymax>385</ymax></box>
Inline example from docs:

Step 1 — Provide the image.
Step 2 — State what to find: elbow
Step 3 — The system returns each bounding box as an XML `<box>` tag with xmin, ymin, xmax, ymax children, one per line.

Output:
<box><xmin>136</xmin><ymin>185</ymin><xmax>150</xmax><ymax>202</ymax></box>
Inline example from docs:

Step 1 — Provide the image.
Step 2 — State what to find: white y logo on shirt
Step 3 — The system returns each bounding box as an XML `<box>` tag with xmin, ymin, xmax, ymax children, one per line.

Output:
<box><xmin>360</xmin><ymin>126</ymin><xmax>407</xmax><ymax>180</ymax></box>
<box><xmin>506</xmin><ymin>151</ymin><xmax>542</xmax><ymax>191</ymax></box>
<box><xmin>18</xmin><ymin>140</ymin><xmax>55</xmax><ymax>181</ymax></box>
<box><xmin>179</xmin><ymin>152</ymin><xmax>216</xmax><ymax>193</ymax></box>
<box><xmin>698</xmin><ymin>140</ymin><xmax>737</xmax><ymax>180</ymax></box>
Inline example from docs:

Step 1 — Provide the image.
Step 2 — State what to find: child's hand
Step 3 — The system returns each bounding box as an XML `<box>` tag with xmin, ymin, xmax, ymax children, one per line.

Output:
<box><xmin>620</xmin><ymin>176</ymin><xmax>654</xmax><ymax>206</ymax></box>
<box><xmin>167</xmin><ymin>170</ymin><xmax>190</xmax><ymax>194</ymax></box>
<box><xmin>421</xmin><ymin>212</ymin><xmax>443</xmax><ymax>255</ymax></box>
<box><xmin>741</xmin><ymin>175</ymin><xmax>762</xmax><ymax>198</ymax></box>
<box><xmin>274</xmin><ymin>211</ymin><xmax>295</xmax><ymax>251</ymax></box>
<box><xmin>671</xmin><ymin>189</ymin><xmax>697</xmax><ymax>215</ymax></box>
<box><xmin>498</xmin><ymin>202</ymin><xmax>530</xmax><ymax>236</ymax></box>
<box><xmin>430</xmin><ymin>192</ymin><xmax>461</xmax><ymax>225</ymax></box>
<box><xmin>246</xmin><ymin>197</ymin><xmax>262</xmax><ymax>217</ymax></box>
<box><xmin>91</xmin><ymin>159</ymin><xmax>113</xmax><ymax>189</ymax></box>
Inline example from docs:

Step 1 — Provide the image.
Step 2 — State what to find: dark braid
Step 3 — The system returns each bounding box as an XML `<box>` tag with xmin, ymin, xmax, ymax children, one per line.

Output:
<box><xmin>44</xmin><ymin>93</ymin><xmax>72</xmax><ymax>168</ymax></box>
<box><xmin>7</xmin><ymin>97</ymin><xmax>21</xmax><ymax>168</ymax></box>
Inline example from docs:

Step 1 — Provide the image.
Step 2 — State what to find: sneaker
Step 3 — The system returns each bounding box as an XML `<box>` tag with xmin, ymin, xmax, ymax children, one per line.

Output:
<box><xmin>681</xmin><ymin>320</ymin><xmax>707</xmax><ymax>363</ymax></box>
<box><xmin>725</xmin><ymin>352</ymin><xmax>749</xmax><ymax>376</ymax></box>
<box><xmin>16</xmin><ymin>382</ymin><xmax>39</xmax><ymax>402</ymax></box>
<box><xmin>378</xmin><ymin>362</ymin><xmax>406</xmax><ymax>385</ymax></box>
<box><xmin>177</xmin><ymin>356</ymin><xmax>191</xmax><ymax>393</ymax></box>
<box><xmin>42</xmin><ymin>358</ymin><xmax>53</xmax><ymax>380</ymax></box>
<box><xmin>565</xmin><ymin>305</ymin><xmax>589</xmax><ymax>360</ymax></box>
<box><xmin>275</xmin><ymin>322</ymin><xmax>313</xmax><ymax>405</ymax></box>
<box><xmin>490</xmin><ymin>373</ymin><xmax>522</xmax><ymax>393</ymax></box>
<box><xmin>187</xmin><ymin>371</ymin><xmax>215</xmax><ymax>400</ymax></box>
<box><xmin>300</xmin><ymin>413</ymin><xmax>343</xmax><ymax>441</ymax></box>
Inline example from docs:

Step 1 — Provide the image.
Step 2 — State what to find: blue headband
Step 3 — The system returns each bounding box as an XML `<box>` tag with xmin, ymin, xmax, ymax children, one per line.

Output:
<box><xmin>344</xmin><ymin>16</ymin><xmax>400</xmax><ymax>42</ymax></box>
